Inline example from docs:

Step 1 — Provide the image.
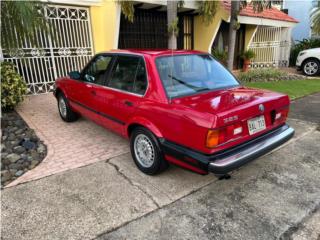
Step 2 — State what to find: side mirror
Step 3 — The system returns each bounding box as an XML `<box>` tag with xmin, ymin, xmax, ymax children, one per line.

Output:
<box><xmin>68</xmin><ymin>71</ymin><xmax>81</xmax><ymax>80</ymax></box>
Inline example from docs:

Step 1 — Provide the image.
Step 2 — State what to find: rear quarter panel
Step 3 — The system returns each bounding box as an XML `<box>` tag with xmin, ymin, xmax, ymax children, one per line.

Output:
<box><xmin>128</xmin><ymin>99</ymin><xmax>216</xmax><ymax>153</ymax></box>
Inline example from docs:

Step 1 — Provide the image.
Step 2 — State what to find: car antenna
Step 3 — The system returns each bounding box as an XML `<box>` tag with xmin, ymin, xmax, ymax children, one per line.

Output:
<box><xmin>169</xmin><ymin>46</ymin><xmax>174</xmax><ymax>104</ymax></box>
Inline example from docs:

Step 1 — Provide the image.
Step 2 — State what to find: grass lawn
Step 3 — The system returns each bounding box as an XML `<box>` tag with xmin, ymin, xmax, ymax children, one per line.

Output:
<box><xmin>245</xmin><ymin>79</ymin><xmax>320</xmax><ymax>100</ymax></box>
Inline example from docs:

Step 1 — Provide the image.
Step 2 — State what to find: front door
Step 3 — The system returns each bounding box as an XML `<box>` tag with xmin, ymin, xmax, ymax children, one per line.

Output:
<box><xmin>69</xmin><ymin>54</ymin><xmax>113</xmax><ymax>122</ymax></box>
<box><xmin>234</xmin><ymin>24</ymin><xmax>246</xmax><ymax>69</ymax></box>
<box><xmin>94</xmin><ymin>54</ymin><xmax>148</xmax><ymax>135</ymax></box>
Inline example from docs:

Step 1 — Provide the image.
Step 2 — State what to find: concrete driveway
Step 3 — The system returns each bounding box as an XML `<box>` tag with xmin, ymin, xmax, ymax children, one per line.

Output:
<box><xmin>7</xmin><ymin>94</ymin><xmax>129</xmax><ymax>187</ymax></box>
<box><xmin>2</xmin><ymin>94</ymin><xmax>320</xmax><ymax>240</ymax></box>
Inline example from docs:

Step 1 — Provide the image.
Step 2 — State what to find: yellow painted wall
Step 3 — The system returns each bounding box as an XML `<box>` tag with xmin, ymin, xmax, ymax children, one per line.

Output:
<box><xmin>90</xmin><ymin>0</ymin><xmax>119</xmax><ymax>53</ymax></box>
<box><xmin>244</xmin><ymin>24</ymin><xmax>257</xmax><ymax>50</ymax></box>
<box><xmin>194</xmin><ymin>4</ymin><xmax>229</xmax><ymax>52</ymax></box>
<box><xmin>90</xmin><ymin>1</ymin><xmax>257</xmax><ymax>54</ymax></box>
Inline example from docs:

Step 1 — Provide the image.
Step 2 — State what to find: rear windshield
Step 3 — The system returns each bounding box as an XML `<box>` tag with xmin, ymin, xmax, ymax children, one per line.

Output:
<box><xmin>155</xmin><ymin>54</ymin><xmax>239</xmax><ymax>98</ymax></box>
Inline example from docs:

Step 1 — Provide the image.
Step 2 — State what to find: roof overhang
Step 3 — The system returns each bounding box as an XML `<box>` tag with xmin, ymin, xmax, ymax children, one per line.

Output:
<box><xmin>238</xmin><ymin>15</ymin><xmax>297</xmax><ymax>28</ymax></box>
<box><xmin>42</xmin><ymin>0</ymin><xmax>103</xmax><ymax>6</ymax></box>
<box><xmin>132</xmin><ymin>1</ymin><xmax>198</xmax><ymax>14</ymax></box>
<box><xmin>134</xmin><ymin>0</ymin><xmax>197</xmax><ymax>9</ymax></box>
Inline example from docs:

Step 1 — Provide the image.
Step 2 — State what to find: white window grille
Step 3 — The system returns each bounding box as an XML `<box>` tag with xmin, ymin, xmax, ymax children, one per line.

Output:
<box><xmin>2</xmin><ymin>5</ymin><xmax>94</xmax><ymax>94</ymax></box>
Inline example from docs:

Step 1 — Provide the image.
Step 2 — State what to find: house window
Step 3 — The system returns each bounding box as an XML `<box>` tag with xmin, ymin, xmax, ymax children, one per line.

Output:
<box><xmin>178</xmin><ymin>15</ymin><xmax>194</xmax><ymax>50</ymax></box>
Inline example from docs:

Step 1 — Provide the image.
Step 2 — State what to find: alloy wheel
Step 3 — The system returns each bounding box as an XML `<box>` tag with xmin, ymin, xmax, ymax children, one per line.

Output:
<box><xmin>134</xmin><ymin>134</ymin><xmax>155</xmax><ymax>168</ymax></box>
<box><xmin>304</xmin><ymin>61</ymin><xmax>319</xmax><ymax>75</ymax></box>
<box><xmin>58</xmin><ymin>97</ymin><xmax>67</xmax><ymax>118</ymax></box>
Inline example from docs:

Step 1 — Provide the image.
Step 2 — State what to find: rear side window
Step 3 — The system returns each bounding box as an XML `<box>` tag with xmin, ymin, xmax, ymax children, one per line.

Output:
<box><xmin>133</xmin><ymin>60</ymin><xmax>148</xmax><ymax>95</ymax></box>
<box><xmin>107</xmin><ymin>55</ymin><xmax>147</xmax><ymax>95</ymax></box>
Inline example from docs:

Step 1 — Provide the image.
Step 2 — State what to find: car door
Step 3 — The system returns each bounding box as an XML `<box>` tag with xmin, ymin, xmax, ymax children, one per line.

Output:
<box><xmin>93</xmin><ymin>54</ymin><xmax>148</xmax><ymax>135</ymax></box>
<box><xmin>68</xmin><ymin>54</ymin><xmax>113</xmax><ymax>122</ymax></box>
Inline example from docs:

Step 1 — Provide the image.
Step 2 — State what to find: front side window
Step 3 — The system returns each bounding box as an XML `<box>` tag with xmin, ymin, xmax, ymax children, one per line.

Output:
<box><xmin>156</xmin><ymin>54</ymin><xmax>239</xmax><ymax>98</ymax></box>
<box><xmin>108</xmin><ymin>55</ymin><xmax>147</xmax><ymax>95</ymax></box>
<box><xmin>82</xmin><ymin>55</ymin><xmax>112</xmax><ymax>85</ymax></box>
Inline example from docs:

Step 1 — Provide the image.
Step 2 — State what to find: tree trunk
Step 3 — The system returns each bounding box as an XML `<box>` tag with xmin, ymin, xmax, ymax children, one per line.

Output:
<box><xmin>227</xmin><ymin>0</ymin><xmax>240</xmax><ymax>70</ymax></box>
<box><xmin>167</xmin><ymin>0</ymin><xmax>177</xmax><ymax>50</ymax></box>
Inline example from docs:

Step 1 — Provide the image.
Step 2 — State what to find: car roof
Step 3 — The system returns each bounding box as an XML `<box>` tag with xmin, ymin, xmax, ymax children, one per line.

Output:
<box><xmin>104</xmin><ymin>49</ymin><xmax>206</xmax><ymax>57</ymax></box>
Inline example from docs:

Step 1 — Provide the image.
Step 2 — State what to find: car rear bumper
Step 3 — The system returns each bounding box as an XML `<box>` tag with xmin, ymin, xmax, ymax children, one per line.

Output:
<box><xmin>161</xmin><ymin>124</ymin><xmax>294</xmax><ymax>175</ymax></box>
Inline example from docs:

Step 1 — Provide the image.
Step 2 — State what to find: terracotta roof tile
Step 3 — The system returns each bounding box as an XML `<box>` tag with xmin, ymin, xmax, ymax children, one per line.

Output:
<box><xmin>222</xmin><ymin>0</ymin><xmax>298</xmax><ymax>23</ymax></box>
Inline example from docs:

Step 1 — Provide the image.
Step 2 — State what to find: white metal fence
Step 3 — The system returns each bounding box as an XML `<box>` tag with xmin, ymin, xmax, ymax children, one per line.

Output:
<box><xmin>2</xmin><ymin>5</ymin><xmax>93</xmax><ymax>94</ymax></box>
<box><xmin>249</xmin><ymin>26</ymin><xmax>291</xmax><ymax>68</ymax></box>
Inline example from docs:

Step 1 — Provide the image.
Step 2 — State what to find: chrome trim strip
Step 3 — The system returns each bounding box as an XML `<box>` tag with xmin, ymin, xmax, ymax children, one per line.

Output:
<box><xmin>84</xmin><ymin>81</ymin><xmax>145</xmax><ymax>97</ymax></box>
<box><xmin>209</xmin><ymin>127</ymin><xmax>295</xmax><ymax>168</ymax></box>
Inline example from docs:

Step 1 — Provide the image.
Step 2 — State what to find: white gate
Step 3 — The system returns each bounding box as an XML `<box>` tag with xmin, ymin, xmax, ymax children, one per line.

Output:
<box><xmin>249</xmin><ymin>26</ymin><xmax>291</xmax><ymax>68</ymax></box>
<box><xmin>2</xmin><ymin>5</ymin><xmax>93</xmax><ymax>94</ymax></box>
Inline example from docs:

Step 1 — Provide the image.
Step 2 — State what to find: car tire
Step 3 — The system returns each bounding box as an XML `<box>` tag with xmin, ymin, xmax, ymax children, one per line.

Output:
<box><xmin>302</xmin><ymin>59</ymin><xmax>320</xmax><ymax>76</ymax></box>
<box><xmin>130</xmin><ymin>127</ymin><xmax>168</xmax><ymax>175</ymax></box>
<box><xmin>57</xmin><ymin>93</ymin><xmax>79</xmax><ymax>122</ymax></box>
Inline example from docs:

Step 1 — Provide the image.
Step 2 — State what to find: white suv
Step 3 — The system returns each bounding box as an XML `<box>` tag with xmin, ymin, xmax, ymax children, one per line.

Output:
<box><xmin>296</xmin><ymin>47</ymin><xmax>320</xmax><ymax>76</ymax></box>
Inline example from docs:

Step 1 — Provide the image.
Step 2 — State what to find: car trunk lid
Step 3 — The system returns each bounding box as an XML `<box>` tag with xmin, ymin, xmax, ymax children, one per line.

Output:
<box><xmin>172</xmin><ymin>86</ymin><xmax>290</xmax><ymax>128</ymax></box>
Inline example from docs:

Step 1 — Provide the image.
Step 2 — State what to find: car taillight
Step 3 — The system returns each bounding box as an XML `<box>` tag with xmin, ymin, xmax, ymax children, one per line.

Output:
<box><xmin>206</xmin><ymin>123</ymin><xmax>243</xmax><ymax>148</ymax></box>
<box><xmin>206</xmin><ymin>129</ymin><xmax>220</xmax><ymax>148</ymax></box>
<box><xmin>273</xmin><ymin>108</ymin><xmax>289</xmax><ymax>124</ymax></box>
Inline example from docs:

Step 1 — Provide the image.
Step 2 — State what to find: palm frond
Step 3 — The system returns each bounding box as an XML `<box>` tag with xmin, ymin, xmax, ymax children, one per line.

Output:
<box><xmin>117</xmin><ymin>0</ymin><xmax>135</xmax><ymax>23</ymax></box>
<box><xmin>311</xmin><ymin>0</ymin><xmax>320</xmax><ymax>34</ymax></box>
<box><xmin>197</xmin><ymin>0</ymin><xmax>219</xmax><ymax>25</ymax></box>
<box><xmin>1</xmin><ymin>1</ymin><xmax>51</xmax><ymax>50</ymax></box>
<box><xmin>249</xmin><ymin>0</ymin><xmax>272</xmax><ymax>12</ymax></box>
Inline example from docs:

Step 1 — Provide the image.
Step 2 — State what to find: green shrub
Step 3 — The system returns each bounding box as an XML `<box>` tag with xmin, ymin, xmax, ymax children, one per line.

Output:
<box><xmin>1</xmin><ymin>61</ymin><xmax>27</xmax><ymax>111</ymax></box>
<box><xmin>241</xmin><ymin>49</ymin><xmax>255</xmax><ymax>60</ymax></box>
<box><xmin>212</xmin><ymin>49</ymin><xmax>228</xmax><ymax>66</ymax></box>
<box><xmin>238</xmin><ymin>68</ymin><xmax>291</xmax><ymax>83</ymax></box>
<box><xmin>290</xmin><ymin>38</ymin><xmax>320</xmax><ymax>66</ymax></box>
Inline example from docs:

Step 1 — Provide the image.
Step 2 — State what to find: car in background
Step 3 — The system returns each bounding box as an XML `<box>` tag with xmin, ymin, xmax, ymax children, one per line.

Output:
<box><xmin>296</xmin><ymin>47</ymin><xmax>320</xmax><ymax>76</ymax></box>
<box><xmin>54</xmin><ymin>50</ymin><xmax>294</xmax><ymax>177</ymax></box>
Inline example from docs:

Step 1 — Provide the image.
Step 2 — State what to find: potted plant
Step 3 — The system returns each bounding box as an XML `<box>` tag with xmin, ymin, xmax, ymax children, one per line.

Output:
<box><xmin>241</xmin><ymin>49</ymin><xmax>255</xmax><ymax>72</ymax></box>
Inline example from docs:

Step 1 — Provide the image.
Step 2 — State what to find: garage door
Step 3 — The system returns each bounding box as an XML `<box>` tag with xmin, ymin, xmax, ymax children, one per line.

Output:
<box><xmin>2</xmin><ymin>5</ymin><xmax>94</xmax><ymax>94</ymax></box>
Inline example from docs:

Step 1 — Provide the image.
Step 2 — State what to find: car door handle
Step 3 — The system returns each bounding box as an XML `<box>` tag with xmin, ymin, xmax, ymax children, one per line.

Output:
<box><xmin>91</xmin><ymin>90</ymin><xmax>96</xmax><ymax>96</ymax></box>
<box><xmin>124</xmin><ymin>100</ymin><xmax>133</xmax><ymax>107</ymax></box>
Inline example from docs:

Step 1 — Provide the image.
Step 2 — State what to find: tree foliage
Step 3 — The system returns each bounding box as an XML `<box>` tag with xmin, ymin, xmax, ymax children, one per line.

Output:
<box><xmin>246</xmin><ymin>0</ymin><xmax>272</xmax><ymax>12</ymax></box>
<box><xmin>197</xmin><ymin>1</ymin><xmax>219</xmax><ymax>25</ymax></box>
<box><xmin>168</xmin><ymin>17</ymin><xmax>179</xmax><ymax>36</ymax></box>
<box><xmin>117</xmin><ymin>1</ymin><xmax>220</xmax><ymax>26</ymax></box>
<box><xmin>1</xmin><ymin>1</ymin><xmax>50</xmax><ymax>50</ymax></box>
<box><xmin>311</xmin><ymin>0</ymin><xmax>320</xmax><ymax>34</ymax></box>
<box><xmin>117</xmin><ymin>0</ymin><xmax>135</xmax><ymax>23</ymax></box>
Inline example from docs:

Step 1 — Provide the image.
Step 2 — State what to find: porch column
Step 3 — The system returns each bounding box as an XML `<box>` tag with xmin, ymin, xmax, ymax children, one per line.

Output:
<box><xmin>244</xmin><ymin>25</ymin><xmax>258</xmax><ymax>50</ymax></box>
<box><xmin>193</xmin><ymin>4</ymin><xmax>229</xmax><ymax>52</ymax></box>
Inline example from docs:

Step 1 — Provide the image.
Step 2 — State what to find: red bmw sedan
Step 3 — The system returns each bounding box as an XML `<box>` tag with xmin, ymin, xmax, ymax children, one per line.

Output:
<box><xmin>54</xmin><ymin>50</ymin><xmax>294</xmax><ymax>176</ymax></box>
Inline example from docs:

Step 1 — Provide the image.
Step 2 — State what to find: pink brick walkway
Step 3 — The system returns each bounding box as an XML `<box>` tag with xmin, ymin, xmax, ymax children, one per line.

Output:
<box><xmin>7</xmin><ymin>94</ymin><xmax>129</xmax><ymax>187</ymax></box>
